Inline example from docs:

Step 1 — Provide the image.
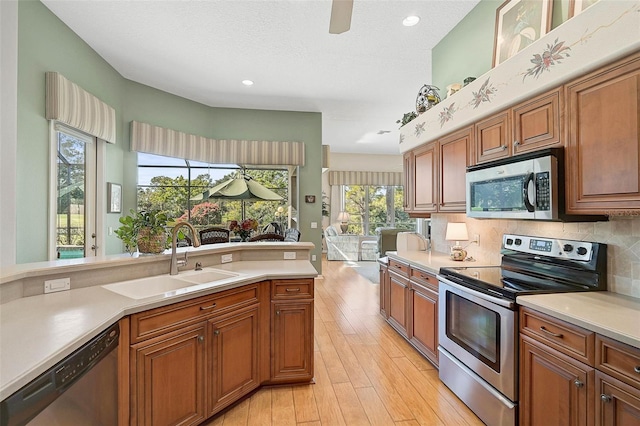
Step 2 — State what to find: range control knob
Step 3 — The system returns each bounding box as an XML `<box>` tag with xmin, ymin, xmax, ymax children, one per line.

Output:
<box><xmin>506</xmin><ymin>238</ymin><xmax>514</xmax><ymax>245</ymax></box>
<box><xmin>563</xmin><ymin>244</ymin><xmax>574</xmax><ymax>252</ymax></box>
<box><xmin>514</xmin><ymin>238</ymin><xmax>522</xmax><ymax>246</ymax></box>
<box><xmin>576</xmin><ymin>247</ymin><xmax>588</xmax><ymax>256</ymax></box>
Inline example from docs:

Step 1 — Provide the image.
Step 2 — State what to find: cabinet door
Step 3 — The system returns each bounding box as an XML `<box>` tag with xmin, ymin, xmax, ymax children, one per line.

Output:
<box><xmin>566</xmin><ymin>52</ymin><xmax>640</xmax><ymax>214</ymax></box>
<box><xmin>207</xmin><ymin>306</ymin><xmax>260</xmax><ymax>415</ymax></box>
<box><xmin>512</xmin><ymin>88</ymin><xmax>563</xmax><ymax>155</ymax></box>
<box><xmin>388</xmin><ymin>272</ymin><xmax>409</xmax><ymax>337</ymax></box>
<box><xmin>595</xmin><ymin>370</ymin><xmax>640</xmax><ymax>426</ymax></box>
<box><xmin>412</xmin><ymin>142</ymin><xmax>438</xmax><ymax>213</ymax></box>
<box><xmin>439</xmin><ymin>126</ymin><xmax>472</xmax><ymax>212</ymax></box>
<box><xmin>475</xmin><ymin>110</ymin><xmax>511</xmax><ymax>164</ymax></box>
<box><xmin>403</xmin><ymin>151</ymin><xmax>413</xmax><ymax>211</ymax></box>
<box><xmin>379</xmin><ymin>262</ymin><xmax>390</xmax><ymax>318</ymax></box>
<box><xmin>520</xmin><ymin>335</ymin><xmax>593</xmax><ymax>426</ymax></box>
<box><xmin>133</xmin><ymin>326</ymin><xmax>206</xmax><ymax>426</ymax></box>
<box><xmin>409</xmin><ymin>283</ymin><xmax>438</xmax><ymax>366</ymax></box>
<box><xmin>271</xmin><ymin>300</ymin><xmax>314</xmax><ymax>383</ymax></box>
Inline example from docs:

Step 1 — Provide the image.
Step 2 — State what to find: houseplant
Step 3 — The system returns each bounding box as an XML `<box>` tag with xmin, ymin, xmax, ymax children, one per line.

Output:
<box><xmin>228</xmin><ymin>218</ymin><xmax>258</xmax><ymax>241</ymax></box>
<box><xmin>115</xmin><ymin>209</ymin><xmax>169</xmax><ymax>254</ymax></box>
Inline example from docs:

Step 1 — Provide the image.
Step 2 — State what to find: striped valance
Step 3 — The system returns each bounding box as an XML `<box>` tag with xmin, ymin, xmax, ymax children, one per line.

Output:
<box><xmin>329</xmin><ymin>171</ymin><xmax>403</xmax><ymax>186</ymax></box>
<box><xmin>45</xmin><ymin>72</ymin><xmax>116</xmax><ymax>143</ymax></box>
<box><xmin>130</xmin><ymin>121</ymin><xmax>305</xmax><ymax>166</ymax></box>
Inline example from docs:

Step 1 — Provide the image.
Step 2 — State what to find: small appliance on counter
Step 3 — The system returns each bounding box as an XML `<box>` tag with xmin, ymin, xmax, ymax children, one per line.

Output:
<box><xmin>437</xmin><ymin>233</ymin><xmax>607</xmax><ymax>426</ymax></box>
<box><xmin>396</xmin><ymin>232</ymin><xmax>429</xmax><ymax>252</ymax></box>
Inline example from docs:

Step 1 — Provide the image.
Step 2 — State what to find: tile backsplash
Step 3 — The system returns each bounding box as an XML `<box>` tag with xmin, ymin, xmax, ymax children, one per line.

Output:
<box><xmin>430</xmin><ymin>214</ymin><xmax>640</xmax><ymax>299</ymax></box>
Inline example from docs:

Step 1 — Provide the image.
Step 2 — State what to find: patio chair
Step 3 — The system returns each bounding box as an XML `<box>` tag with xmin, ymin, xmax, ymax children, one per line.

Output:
<box><xmin>284</xmin><ymin>228</ymin><xmax>301</xmax><ymax>242</ymax></box>
<box><xmin>199</xmin><ymin>227</ymin><xmax>230</xmax><ymax>245</ymax></box>
<box><xmin>247</xmin><ymin>233</ymin><xmax>285</xmax><ymax>242</ymax></box>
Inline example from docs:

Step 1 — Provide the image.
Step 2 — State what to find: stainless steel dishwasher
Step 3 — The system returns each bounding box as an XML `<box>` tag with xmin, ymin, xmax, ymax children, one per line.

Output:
<box><xmin>1</xmin><ymin>322</ymin><xmax>119</xmax><ymax>426</ymax></box>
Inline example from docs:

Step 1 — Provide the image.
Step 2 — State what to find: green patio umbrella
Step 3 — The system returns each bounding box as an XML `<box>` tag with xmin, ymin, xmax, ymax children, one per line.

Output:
<box><xmin>190</xmin><ymin>174</ymin><xmax>283</xmax><ymax>219</ymax></box>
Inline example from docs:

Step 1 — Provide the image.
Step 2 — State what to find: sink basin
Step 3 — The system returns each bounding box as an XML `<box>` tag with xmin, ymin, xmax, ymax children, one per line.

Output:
<box><xmin>177</xmin><ymin>268</ymin><xmax>239</xmax><ymax>284</ymax></box>
<box><xmin>102</xmin><ymin>268</ymin><xmax>239</xmax><ymax>299</ymax></box>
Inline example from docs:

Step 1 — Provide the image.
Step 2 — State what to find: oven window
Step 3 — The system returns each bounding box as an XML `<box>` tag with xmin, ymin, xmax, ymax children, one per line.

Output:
<box><xmin>446</xmin><ymin>291</ymin><xmax>501</xmax><ymax>372</ymax></box>
<box><xmin>469</xmin><ymin>175</ymin><xmax>527</xmax><ymax>212</ymax></box>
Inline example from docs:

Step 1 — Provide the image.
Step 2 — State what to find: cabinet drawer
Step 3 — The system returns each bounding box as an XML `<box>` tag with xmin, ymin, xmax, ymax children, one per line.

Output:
<box><xmin>271</xmin><ymin>279</ymin><xmax>314</xmax><ymax>299</ymax></box>
<box><xmin>409</xmin><ymin>267</ymin><xmax>438</xmax><ymax>290</ymax></box>
<box><xmin>131</xmin><ymin>284</ymin><xmax>260</xmax><ymax>343</ymax></box>
<box><xmin>596</xmin><ymin>334</ymin><xmax>640</xmax><ymax>388</ymax></box>
<box><xmin>388</xmin><ymin>259</ymin><xmax>409</xmax><ymax>277</ymax></box>
<box><xmin>520</xmin><ymin>308</ymin><xmax>595</xmax><ymax>366</ymax></box>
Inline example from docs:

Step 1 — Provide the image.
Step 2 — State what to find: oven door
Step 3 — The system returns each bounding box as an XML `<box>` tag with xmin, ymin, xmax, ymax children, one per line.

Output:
<box><xmin>438</xmin><ymin>276</ymin><xmax>518</xmax><ymax>400</ymax></box>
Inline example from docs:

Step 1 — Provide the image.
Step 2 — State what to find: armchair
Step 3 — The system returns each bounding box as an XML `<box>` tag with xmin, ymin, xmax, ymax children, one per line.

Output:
<box><xmin>325</xmin><ymin>225</ymin><xmax>359</xmax><ymax>261</ymax></box>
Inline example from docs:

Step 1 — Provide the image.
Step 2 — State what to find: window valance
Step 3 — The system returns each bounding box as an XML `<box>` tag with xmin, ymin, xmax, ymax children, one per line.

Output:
<box><xmin>329</xmin><ymin>171</ymin><xmax>403</xmax><ymax>186</ymax></box>
<box><xmin>130</xmin><ymin>121</ymin><xmax>305</xmax><ymax>166</ymax></box>
<box><xmin>45</xmin><ymin>72</ymin><xmax>116</xmax><ymax>143</ymax></box>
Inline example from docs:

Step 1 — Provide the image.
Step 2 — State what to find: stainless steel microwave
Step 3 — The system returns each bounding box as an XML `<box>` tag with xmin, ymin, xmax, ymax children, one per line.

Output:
<box><xmin>466</xmin><ymin>149</ymin><xmax>561</xmax><ymax>220</ymax></box>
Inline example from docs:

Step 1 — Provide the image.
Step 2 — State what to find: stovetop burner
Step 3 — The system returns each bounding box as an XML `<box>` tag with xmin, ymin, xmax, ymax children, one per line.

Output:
<box><xmin>438</xmin><ymin>234</ymin><xmax>607</xmax><ymax>301</ymax></box>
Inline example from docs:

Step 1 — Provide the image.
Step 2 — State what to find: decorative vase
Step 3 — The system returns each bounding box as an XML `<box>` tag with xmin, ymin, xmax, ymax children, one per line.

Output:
<box><xmin>136</xmin><ymin>228</ymin><xmax>166</xmax><ymax>254</ymax></box>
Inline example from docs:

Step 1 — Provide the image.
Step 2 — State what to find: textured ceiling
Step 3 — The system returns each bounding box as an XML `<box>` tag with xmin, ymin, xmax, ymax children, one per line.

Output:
<box><xmin>41</xmin><ymin>0</ymin><xmax>480</xmax><ymax>155</ymax></box>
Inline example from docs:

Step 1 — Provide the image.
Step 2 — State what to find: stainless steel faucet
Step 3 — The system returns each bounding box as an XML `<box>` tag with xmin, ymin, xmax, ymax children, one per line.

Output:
<box><xmin>170</xmin><ymin>222</ymin><xmax>201</xmax><ymax>275</ymax></box>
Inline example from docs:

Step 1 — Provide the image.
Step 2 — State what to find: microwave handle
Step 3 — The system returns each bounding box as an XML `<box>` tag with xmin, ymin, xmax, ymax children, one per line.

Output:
<box><xmin>523</xmin><ymin>172</ymin><xmax>535</xmax><ymax>212</ymax></box>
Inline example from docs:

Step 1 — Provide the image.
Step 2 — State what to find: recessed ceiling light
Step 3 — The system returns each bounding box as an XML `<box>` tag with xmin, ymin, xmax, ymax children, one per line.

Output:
<box><xmin>242</xmin><ymin>80</ymin><xmax>254</xmax><ymax>86</ymax></box>
<box><xmin>402</xmin><ymin>16</ymin><xmax>420</xmax><ymax>27</ymax></box>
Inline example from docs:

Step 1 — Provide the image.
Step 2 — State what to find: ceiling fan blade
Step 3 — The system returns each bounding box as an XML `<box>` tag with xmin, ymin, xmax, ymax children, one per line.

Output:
<box><xmin>329</xmin><ymin>0</ymin><xmax>353</xmax><ymax>34</ymax></box>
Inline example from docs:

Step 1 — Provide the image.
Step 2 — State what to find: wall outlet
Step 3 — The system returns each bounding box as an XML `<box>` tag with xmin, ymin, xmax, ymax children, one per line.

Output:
<box><xmin>311</xmin><ymin>254</ymin><xmax>317</xmax><ymax>261</ymax></box>
<box><xmin>221</xmin><ymin>254</ymin><xmax>233</xmax><ymax>263</ymax></box>
<box><xmin>284</xmin><ymin>252</ymin><xmax>296</xmax><ymax>260</ymax></box>
<box><xmin>310</xmin><ymin>222</ymin><xmax>318</xmax><ymax>229</ymax></box>
<box><xmin>473</xmin><ymin>234</ymin><xmax>480</xmax><ymax>246</ymax></box>
<box><xmin>44</xmin><ymin>277</ymin><xmax>70</xmax><ymax>293</ymax></box>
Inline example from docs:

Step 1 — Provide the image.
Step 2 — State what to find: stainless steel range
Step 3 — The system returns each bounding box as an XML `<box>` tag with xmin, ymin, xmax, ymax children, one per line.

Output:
<box><xmin>437</xmin><ymin>234</ymin><xmax>607</xmax><ymax>426</ymax></box>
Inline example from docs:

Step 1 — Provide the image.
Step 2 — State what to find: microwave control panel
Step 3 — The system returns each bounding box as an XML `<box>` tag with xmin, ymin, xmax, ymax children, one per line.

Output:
<box><xmin>535</xmin><ymin>172</ymin><xmax>550</xmax><ymax>211</ymax></box>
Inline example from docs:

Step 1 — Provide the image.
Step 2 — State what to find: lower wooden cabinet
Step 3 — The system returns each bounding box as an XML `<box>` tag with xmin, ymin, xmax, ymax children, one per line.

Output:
<box><xmin>133</xmin><ymin>326</ymin><xmax>206</xmax><ymax>426</ymax></box>
<box><xmin>388</xmin><ymin>270</ymin><xmax>409</xmax><ymax>337</ymax></box>
<box><xmin>520</xmin><ymin>334</ymin><xmax>593</xmax><ymax>426</ymax></box>
<box><xmin>595</xmin><ymin>370</ymin><xmax>640</xmax><ymax>425</ymax></box>
<box><xmin>409</xmin><ymin>281</ymin><xmax>438</xmax><ymax>366</ymax></box>
<box><xmin>207</xmin><ymin>306</ymin><xmax>260</xmax><ymax>415</ymax></box>
<box><xmin>129</xmin><ymin>279</ymin><xmax>314</xmax><ymax>425</ymax></box>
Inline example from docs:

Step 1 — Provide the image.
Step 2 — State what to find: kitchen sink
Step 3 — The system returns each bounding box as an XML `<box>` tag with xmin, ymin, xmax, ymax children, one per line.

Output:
<box><xmin>102</xmin><ymin>268</ymin><xmax>240</xmax><ymax>299</ymax></box>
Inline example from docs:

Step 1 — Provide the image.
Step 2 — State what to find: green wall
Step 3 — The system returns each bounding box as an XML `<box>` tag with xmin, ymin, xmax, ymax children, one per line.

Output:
<box><xmin>432</xmin><ymin>0</ymin><xmax>572</xmax><ymax>94</ymax></box>
<box><xmin>17</xmin><ymin>1</ymin><xmax>323</xmax><ymax>272</ymax></box>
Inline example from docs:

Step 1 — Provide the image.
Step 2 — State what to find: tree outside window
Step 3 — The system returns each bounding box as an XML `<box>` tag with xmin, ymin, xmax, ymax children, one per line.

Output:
<box><xmin>343</xmin><ymin>185</ymin><xmax>414</xmax><ymax>235</ymax></box>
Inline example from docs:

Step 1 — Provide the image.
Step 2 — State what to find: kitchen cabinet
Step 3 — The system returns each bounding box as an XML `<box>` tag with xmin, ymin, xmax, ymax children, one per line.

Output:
<box><xmin>387</xmin><ymin>259</ymin><xmax>410</xmax><ymax>337</ymax></box>
<box><xmin>408</xmin><ymin>266</ymin><xmax>439</xmax><ymax>366</ymax></box>
<box><xmin>475</xmin><ymin>88</ymin><xmax>563</xmax><ymax>165</ymax></box>
<box><xmin>133</xmin><ymin>326</ymin><xmax>206</xmax><ymax>426</ymax></box>
<box><xmin>270</xmin><ymin>279</ymin><xmax>314</xmax><ymax>383</ymax></box>
<box><xmin>520</xmin><ymin>307</ymin><xmax>640</xmax><ymax>426</ymax></box>
<box><xmin>565</xmin><ymin>52</ymin><xmax>640</xmax><ymax>215</ymax></box>
<box><xmin>403</xmin><ymin>126</ymin><xmax>472</xmax><ymax>216</ymax></box>
<box><xmin>378</xmin><ymin>257</ymin><xmax>390</xmax><ymax>319</ymax></box>
<box><xmin>207</xmin><ymin>306</ymin><xmax>260</xmax><ymax>415</ymax></box>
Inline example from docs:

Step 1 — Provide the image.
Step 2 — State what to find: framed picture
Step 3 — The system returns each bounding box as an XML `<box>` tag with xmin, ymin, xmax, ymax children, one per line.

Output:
<box><xmin>107</xmin><ymin>183</ymin><xmax>122</xmax><ymax>213</ymax></box>
<box><xmin>493</xmin><ymin>0</ymin><xmax>553</xmax><ymax>68</ymax></box>
<box><xmin>304</xmin><ymin>195</ymin><xmax>316</xmax><ymax>203</ymax></box>
<box><xmin>569</xmin><ymin>0</ymin><xmax>599</xmax><ymax>18</ymax></box>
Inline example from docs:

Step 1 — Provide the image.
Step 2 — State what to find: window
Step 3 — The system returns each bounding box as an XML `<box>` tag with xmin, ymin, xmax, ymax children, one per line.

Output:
<box><xmin>53</xmin><ymin>125</ymin><xmax>97</xmax><ymax>259</ymax></box>
<box><xmin>137</xmin><ymin>153</ymin><xmax>289</xmax><ymax>230</ymax></box>
<box><xmin>342</xmin><ymin>185</ymin><xmax>414</xmax><ymax>235</ymax></box>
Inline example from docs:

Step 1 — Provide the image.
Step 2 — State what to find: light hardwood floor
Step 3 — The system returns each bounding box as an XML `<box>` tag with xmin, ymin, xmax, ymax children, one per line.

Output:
<box><xmin>204</xmin><ymin>258</ymin><xmax>484</xmax><ymax>425</ymax></box>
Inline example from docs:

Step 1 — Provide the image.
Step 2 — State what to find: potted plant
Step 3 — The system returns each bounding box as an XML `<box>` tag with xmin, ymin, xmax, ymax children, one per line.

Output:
<box><xmin>115</xmin><ymin>209</ymin><xmax>169</xmax><ymax>255</ymax></box>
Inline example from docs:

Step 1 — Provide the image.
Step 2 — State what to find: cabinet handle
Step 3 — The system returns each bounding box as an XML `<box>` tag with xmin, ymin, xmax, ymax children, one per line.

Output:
<box><xmin>200</xmin><ymin>303</ymin><xmax>217</xmax><ymax>310</ymax></box>
<box><xmin>634</xmin><ymin>366</ymin><xmax>640</xmax><ymax>374</ymax></box>
<box><xmin>539</xmin><ymin>326</ymin><xmax>563</xmax><ymax>338</ymax></box>
<box><xmin>513</xmin><ymin>140</ymin><xmax>520</xmax><ymax>146</ymax></box>
<box><xmin>601</xmin><ymin>394</ymin><xmax>612</xmax><ymax>403</ymax></box>
<box><xmin>285</xmin><ymin>288</ymin><xmax>300</xmax><ymax>292</ymax></box>
<box><xmin>574</xmin><ymin>379</ymin><xmax>584</xmax><ymax>388</ymax></box>
<box><xmin>198</xmin><ymin>336</ymin><xmax>204</xmax><ymax>342</ymax></box>
<box><xmin>214</xmin><ymin>330</ymin><xmax>220</xmax><ymax>336</ymax></box>
<box><xmin>276</xmin><ymin>310</ymin><xmax>281</xmax><ymax>315</ymax></box>
<box><xmin>501</xmin><ymin>145</ymin><xmax>507</xmax><ymax>151</ymax></box>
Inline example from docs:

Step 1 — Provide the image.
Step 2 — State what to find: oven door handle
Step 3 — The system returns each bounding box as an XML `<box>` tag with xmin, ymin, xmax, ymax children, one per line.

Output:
<box><xmin>437</xmin><ymin>275</ymin><xmax>516</xmax><ymax>309</ymax></box>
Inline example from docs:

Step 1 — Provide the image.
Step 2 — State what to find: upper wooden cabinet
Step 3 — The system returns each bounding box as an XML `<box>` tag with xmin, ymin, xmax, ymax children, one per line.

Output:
<box><xmin>475</xmin><ymin>88</ymin><xmax>563</xmax><ymax>165</ymax></box>
<box><xmin>565</xmin><ymin>52</ymin><xmax>640</xmax><ymax>215</ymax></box>
<box><xmin>403</xmin><ymin>126</ymin><xmax>472</xmax><ymax>216</ymax></box>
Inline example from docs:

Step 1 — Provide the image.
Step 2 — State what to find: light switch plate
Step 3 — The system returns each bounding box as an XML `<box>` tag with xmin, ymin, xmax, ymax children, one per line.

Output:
<box><xmin>44</xmin><ymin>278</ymin><xmax>70</xmax><ymax>293</ymax></box>
<box><xmin>284</xmin><ymin>252</ymin><xmax>296</xmax><ymax>260</ymax></box>
<box><xmin>221</xmin><ymin>254</ymin><xmax>233</xmax><ymax>263</ymax></box>
<box><xmin>310</xmin><ymin>222</ymin><xmax>318</xmax><ymax>229</ymax></box>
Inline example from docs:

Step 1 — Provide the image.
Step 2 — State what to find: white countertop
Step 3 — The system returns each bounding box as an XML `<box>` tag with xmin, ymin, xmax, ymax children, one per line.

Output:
<box><xmin>0</xmin><ymin>259</ymin><xmax>317</xmax><ymax>401</ymax></box>
<box><xmin>517</xmin><ymin>292</ymin><xmax>640</xmax><ymax>349</ymax></box>
<box><xmin>386</xmin><ymin>250</ymin><xmax>492</xmax><ymax>274</ymax></box>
